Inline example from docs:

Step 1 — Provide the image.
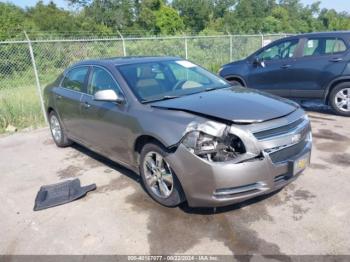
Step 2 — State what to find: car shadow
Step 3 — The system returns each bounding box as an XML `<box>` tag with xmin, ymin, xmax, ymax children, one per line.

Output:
<box><xmin>71</xmin><ymin>143</ymin><xmax>140</xmax><ymax>183</ymax></box>
<box><xmin>70</xmin><ymin>143</ymin><xmax>283</xmax><ymax>214</ymax></box>
<box><xmin>294</xmin><ymin>99</ymin><xmax>334</xmax><ymax>115</ymax></box>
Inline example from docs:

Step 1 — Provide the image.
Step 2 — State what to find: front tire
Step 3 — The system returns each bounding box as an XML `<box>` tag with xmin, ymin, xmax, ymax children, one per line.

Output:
<box><xmin>139</xmin><ymin>143</ymin><xmax>185</xmax><ymax>207</ymax></box>
<box><xmin>227</xmin><ymin>79</ymin><xmax>243</xmax><ymax>87</ymax></box>
<box><xmin>329</xmin><ymin>83</ymin><xmax>350</xmax><ymax>116</ymax></box>
<box><xmin>49</xmin><ymin>111</ymin><xmax>72</xmax><ymax>147</ymax></box>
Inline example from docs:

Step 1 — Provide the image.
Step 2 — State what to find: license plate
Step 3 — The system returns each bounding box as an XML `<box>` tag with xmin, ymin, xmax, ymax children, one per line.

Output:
<box><xmin>293</xmin><ymin>153</ymin><xmax>310</xmax><ymax>175</ymax></box>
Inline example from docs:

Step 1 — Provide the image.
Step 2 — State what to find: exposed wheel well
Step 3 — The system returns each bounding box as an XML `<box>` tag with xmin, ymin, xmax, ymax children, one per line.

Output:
<box><xmin>134</xmin><ymin>135</ymin><xmax>170</xmax><ymax>165</ymax></box>
<box><xmin>326</xmin><ymin>80</ymin><xmax>350</xmax><ymax>104</ymax></box>
<box><xmin>47</xmin><ymin>107</ymin><xmax>54</xmax><ymax>116</ymax></box>
<box><xmin>225</xmin><ymin>76</ymin><xmax>245</xmax><ymax>87</ymax></box>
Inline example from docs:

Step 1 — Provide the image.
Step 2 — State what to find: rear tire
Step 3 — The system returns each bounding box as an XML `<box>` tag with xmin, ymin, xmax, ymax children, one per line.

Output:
<box><xmin>139</xmin><ymin>142</ymin><xmax>185</xmax><ymax>207</ymax></box>
<box><xmin>49</xmin><ymin>111</ymin><xmax>72</xmax><ymax>147</ymax></box>
<box><xmin>329</xmin><ymin>83</ymin><xmax>350</xmax><ymax>117</ymax></box>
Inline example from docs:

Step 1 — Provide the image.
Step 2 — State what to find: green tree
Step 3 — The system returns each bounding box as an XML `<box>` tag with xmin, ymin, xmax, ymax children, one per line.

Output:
<box><xmin>0</xmin><ymin>3</ymin><xmax>25</xmax><ymax>40</ymax></box>
<box><xmin>155</xmin><ymin>5</ymin><xmax>185</xmax><ymax>34</ymax></box>
<box><xmin>172</xmin><ymin>0</ymin><xmax>212</xmax><ymax>33</ymax></box>
<box><xmin>319</xmin><ymin>9</ymin><xmax>350</xmax><ymax>31</ymax></box>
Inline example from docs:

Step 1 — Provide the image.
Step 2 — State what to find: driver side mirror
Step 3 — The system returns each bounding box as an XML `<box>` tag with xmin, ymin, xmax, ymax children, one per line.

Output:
<box><xmin>253</xmin><ymin>57</ymin><xmax>266</xmax><ymax>68</ymax></box>
<box><xmin>94</xmin><ymin>89</ymin><xmax>125</xmax><ymax>104</ymax></box>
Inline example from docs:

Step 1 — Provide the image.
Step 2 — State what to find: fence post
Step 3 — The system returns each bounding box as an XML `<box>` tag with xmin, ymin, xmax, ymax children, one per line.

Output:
<box><xmin>24</xmin><ymin>31</ymin><xmax>48</xmax><ymax>124</ymax></box>
<box><xmin>260</xmin><ymin>33</ymin><xmax>264</xmax><ymax>48</ymax></box>
<box><xmin>229</xmin><ymin>34</ymin><xmax>233</xmax><ymax>61</ymax></box>
<box><xmin>184</xmin><ymin>36</ymin><xmax>188</xmax><ymax>59</ymax></box>
<box><xmin>117</xmin><ymin>30</ymin><xmax>127</xmax><ymax>56</ymax></box>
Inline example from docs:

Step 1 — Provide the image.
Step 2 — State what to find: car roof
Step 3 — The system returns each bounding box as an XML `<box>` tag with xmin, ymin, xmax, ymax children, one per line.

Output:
<box><xmin>73</xmin><ymin>56</ymin><xmax>181</xmax><ymax>67</ymax></box>
<box><xmin>288</xmin><ymin>31</ymin><xmax>350</xmax><ymax>39</ymax></box>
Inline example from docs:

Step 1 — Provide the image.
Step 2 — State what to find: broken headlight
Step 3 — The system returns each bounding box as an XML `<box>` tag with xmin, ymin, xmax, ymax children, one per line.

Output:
<box><xmin>182</xmin><ymin>130</ymin><xmax>246</xmax><ymax>162</ymax></box>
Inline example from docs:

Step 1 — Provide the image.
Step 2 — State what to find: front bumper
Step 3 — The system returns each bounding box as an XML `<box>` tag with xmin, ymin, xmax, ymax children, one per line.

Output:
<box><xmin>166</xmin><ymin>140</ymin><xmax>311</xmax><ymax>207</ymax></box>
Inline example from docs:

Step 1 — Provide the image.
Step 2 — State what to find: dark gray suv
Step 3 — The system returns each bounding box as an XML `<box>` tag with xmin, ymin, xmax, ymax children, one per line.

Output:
<box><xmin>219</xmin><ymin>31</ymin><xmax>350</xmax><ymax>116</ymax></box>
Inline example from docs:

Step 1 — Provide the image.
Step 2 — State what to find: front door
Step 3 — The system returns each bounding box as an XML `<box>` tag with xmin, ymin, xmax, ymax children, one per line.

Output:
<box><xmin>80</xmin><ymin>66</ymin><xmax>133</xmax><ymax>164</ymax></box>
<box><xmin>247</xmin><ymin>38</ymin><xmax>300</xmax><ymax>97</ymax></box>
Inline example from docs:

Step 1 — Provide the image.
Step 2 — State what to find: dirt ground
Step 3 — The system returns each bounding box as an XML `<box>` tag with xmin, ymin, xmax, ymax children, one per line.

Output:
<box><xmin>1</xmin><ymin>108</ymin><xmax>350</xmax><ymax>257</ymax></box>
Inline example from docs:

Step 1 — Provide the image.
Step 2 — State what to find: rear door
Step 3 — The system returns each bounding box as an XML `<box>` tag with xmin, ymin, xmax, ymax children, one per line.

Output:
<box><xmin>288</xmin><ymin>36</ymin><xmax>349</xmax><ymax>99</ymax></box>
<box><xmin>54</xmin><ymin>66</ymin><xmax>90</xmax><ymax>140</ymax></box>
<box><xmin>246</xmin><ymin>38</ymin><xmax>300</xmax><ymax>97</ymax></box>
<box><xmin>80</xmin><ymin>66</ymin><xmax>133</xmax><ymax>164</ymax></box>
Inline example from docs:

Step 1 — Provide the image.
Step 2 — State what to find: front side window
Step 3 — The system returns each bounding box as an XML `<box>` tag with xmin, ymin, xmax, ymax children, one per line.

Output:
<box><xmin>303</xmin><ymin>37</ymin><xmax>347</xmax><ymax>57</ymax></box>
<box><xmin>257</xmin><ymin>40</ymin><xmax>298</xmax><ymax>61</ymax></box>
<box><xmin>61</xmin><ymin>66</ymin><xmax>89</xmax><ymax>92</ymax></box>
<box><xmin>88</xmin><ymin>67</ymin><xmax>122</xmax><ymax>95</ymax></box>
<box><xmin>117</xmin><ymin>60</ymin><xmax>229</xmax><ymax>102</ymax></box>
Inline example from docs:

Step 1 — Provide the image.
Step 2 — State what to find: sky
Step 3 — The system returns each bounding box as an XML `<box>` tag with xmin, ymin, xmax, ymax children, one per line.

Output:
<box><xmin>2</xmin><ymin>0</ymin><xmax>350</xmax><ymax>13</ymax></box>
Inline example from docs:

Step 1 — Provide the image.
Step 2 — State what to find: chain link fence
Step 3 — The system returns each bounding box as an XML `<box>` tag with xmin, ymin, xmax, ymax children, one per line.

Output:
<box><xmin>0</xmin><ymin>33</ymin><xmax>288</xmax><ymax>132</ymax></box>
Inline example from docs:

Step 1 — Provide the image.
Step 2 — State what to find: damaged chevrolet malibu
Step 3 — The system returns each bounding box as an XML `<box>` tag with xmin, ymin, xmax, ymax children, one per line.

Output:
<box><xmin>44</xmin><ymin>56</ymin><xmax>312</xmax><ymax>207</ymax></box>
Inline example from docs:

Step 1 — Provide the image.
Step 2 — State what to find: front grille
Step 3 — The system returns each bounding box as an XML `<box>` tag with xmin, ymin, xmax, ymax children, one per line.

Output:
<box><xmin>254</xmin><ymin>118</ymin><xmax>304</xmax><ymax>140</ymax></box>
<box><xmin>269</xmin><ymin>138</ymin><xmax>308</xmax><ymax>164</ymax></box>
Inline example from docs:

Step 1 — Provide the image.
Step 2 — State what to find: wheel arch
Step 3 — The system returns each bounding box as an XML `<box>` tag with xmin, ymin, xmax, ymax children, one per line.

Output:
<box><xmin>47</xmin><ymin>106</ymin><xmax>55</xmax><ymax>115</ymax></box>
<box><xmin>224</xmin><ymin>75</ymin><xmax>247</xmax><ymax>87</ymax></box>
<box><xmin>133</xmin><ymin>134</ymin><xmax>177</xmax><ymax>166</ymax></box>
<box><xmin>324</xmin><ymin>77</ymin><xmax>350</xmax><ymax>104</ymax></box>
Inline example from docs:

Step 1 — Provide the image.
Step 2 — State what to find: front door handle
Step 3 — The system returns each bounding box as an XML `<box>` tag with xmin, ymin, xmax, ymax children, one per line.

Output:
<box><xmin>330</xmin><ymin>57</ymin><xmax>343</xmax><ymax>62</ymax></box>
<box><xmin>82</xmin><ymin>102</ymin><xmax>91</xmax><ymax>109</ymax></box>
<box><xmin>55</xmin><ymin>95</ymin><xmax>62</xmax><ymax>100</ymax></box>
<box><xmin>281</xmin><ymin>64</ymin><xmax>291</xmax><ymax>69</ymax></box>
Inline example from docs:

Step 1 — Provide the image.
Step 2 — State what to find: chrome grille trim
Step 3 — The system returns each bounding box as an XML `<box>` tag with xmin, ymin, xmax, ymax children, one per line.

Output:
<box><xmin>268</xmin><ymin>138</ymin><xmax>309</xmax><ymax>164</ymax></box>
<box><xmin>254</xmin><ymin>117</ymin><xmax>304</xmax><ymax>140</ymax></box>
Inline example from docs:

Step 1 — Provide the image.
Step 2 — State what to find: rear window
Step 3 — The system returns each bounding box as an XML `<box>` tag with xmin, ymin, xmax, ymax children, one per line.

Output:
<box><xmin>303</xmin><ymin>38</ymin><xmax>347</xmax><ymax>57</ymax></box>
<box><xmin>61</xmin><ymin>66</ymin><xmax>89</xmax><ymax>92</ymax></box>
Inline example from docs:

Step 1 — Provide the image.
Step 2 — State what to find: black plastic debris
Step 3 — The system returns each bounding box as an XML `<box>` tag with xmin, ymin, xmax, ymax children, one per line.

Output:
<box><xmin>33</xmin><ymin>178</ymin><xmax>96</xmax><ymax>211</ymax></box>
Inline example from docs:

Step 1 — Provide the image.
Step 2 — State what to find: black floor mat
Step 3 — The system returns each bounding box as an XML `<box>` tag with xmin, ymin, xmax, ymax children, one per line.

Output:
<box><xmin>33</xmin><ymin>179</ymin><xmax>96</xmax><ymax>211</ymax></box>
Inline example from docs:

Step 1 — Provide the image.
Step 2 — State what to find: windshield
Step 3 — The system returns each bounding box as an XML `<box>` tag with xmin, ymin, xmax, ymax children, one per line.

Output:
<box><xmin>117</xmin><ymin>60</ymin><xmax>230</xmax><ymax>103</ymax></box>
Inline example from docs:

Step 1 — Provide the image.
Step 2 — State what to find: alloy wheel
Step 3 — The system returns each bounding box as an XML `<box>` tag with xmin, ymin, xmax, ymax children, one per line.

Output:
<box><xmin>143</xmin><ymin>151</ymin><xmax>174</xmax><ymax>198</ymax></box>
<box><xmin>50</xmin><ymin>115</ymin><xmax>62</xmax><ymax>143</ymax></box>
<box><xmin>334</xmin><ymin>88</ymin><xmax>350</xmax><ymax>112</ymax></box>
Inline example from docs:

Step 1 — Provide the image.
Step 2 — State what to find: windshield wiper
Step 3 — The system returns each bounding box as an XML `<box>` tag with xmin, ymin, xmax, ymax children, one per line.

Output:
<box><xmin>204</xmin><ymin>87</ymin><xmax>216</xmax><ymax>92</ymax></box>
<box><xmin>141</xmin><ymin>95</ymin><xmax>179</xmax><ymax>103</ymax></box>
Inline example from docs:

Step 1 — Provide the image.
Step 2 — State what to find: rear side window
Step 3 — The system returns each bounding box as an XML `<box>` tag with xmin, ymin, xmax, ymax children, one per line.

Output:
<box><xmin>61</xmin><ymin>66</ymin><xmax>89</xmax><ymax>92</ymax></box>
<box><xmin>88</xmin><ymin>67</ymin><xmax>122</xmax><ymax>95</ymax></box>
<box><xmin>303</xmin><ymin>38</ymin><xmax>347</xmax><ymax>57</ymax></box>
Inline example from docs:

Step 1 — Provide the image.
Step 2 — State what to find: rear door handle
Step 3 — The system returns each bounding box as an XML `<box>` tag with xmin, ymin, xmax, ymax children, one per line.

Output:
<box><xmin>281</xmin><ymin>64</ymin><xmax>291</xmax><ymax>69</ymax></box>
<box><xmin>55</xmin><ymin>95</ymin><xmax>62</xmax><ymax>100</ymax></box>
<box><xmin>330</xmin><ymin>57</ymin><xmax>343</xmax><ymax>62</ymax></box>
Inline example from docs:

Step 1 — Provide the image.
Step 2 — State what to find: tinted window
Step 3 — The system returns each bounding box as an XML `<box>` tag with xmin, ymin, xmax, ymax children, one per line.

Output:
<box><xmin>257</xmin><ymin>40</ymin><xmax>298</xmax><ymax>61</ymax></box>
<box><xmin>61</xmin><ymin>67</ymin><xmax>89</xmax><ymax>92</ymax></box>
<box><xmin>88</xmin><ymin>67</ymin><xmax>122</xmax><ymax>95</ymax></box>
<box><xmin>332</xmin><ymin>39</ymin><xmax>347</xmax><ymax>53</ymax></box>
<box><xmin>303</xmin><ymin>38</ymin><xmax>347</xmax><ymax>57</ymax></box>
<box><xmin>118</xmin><ymin>60</ymin><xmax>229</xmax><ymax>102</ymax></box>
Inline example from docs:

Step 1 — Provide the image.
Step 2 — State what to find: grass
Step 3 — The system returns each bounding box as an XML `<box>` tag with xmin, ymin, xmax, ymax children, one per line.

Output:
<box><xmin>0</xmin><ymin>85</ymin><xmax>45</xmax><ymax>133</ymax></box>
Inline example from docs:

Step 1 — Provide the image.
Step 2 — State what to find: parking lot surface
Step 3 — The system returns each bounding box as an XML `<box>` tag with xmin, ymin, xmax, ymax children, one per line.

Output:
<box><xmin>1</xmin><ymin>108</ymin><xmax>350</xmax><ymax>256</ymax></box>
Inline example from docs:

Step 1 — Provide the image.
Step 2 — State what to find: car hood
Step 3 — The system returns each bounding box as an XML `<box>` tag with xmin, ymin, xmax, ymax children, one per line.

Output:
<box><xmin>221</xmin><ymin>59</ymin><xmax>246</xmax><ymax>69</ymax></box>
<box><xmin>151</xmin><ymin>87</ymin><xmax>299</xmax><ymax>124</ymax></box>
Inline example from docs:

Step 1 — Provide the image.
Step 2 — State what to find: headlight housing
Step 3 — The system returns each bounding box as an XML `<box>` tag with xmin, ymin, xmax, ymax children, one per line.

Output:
<box><xmin>182</xmin><ymin>130</ymin><xmax>246</xmax><ymax>162</ymax></box>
